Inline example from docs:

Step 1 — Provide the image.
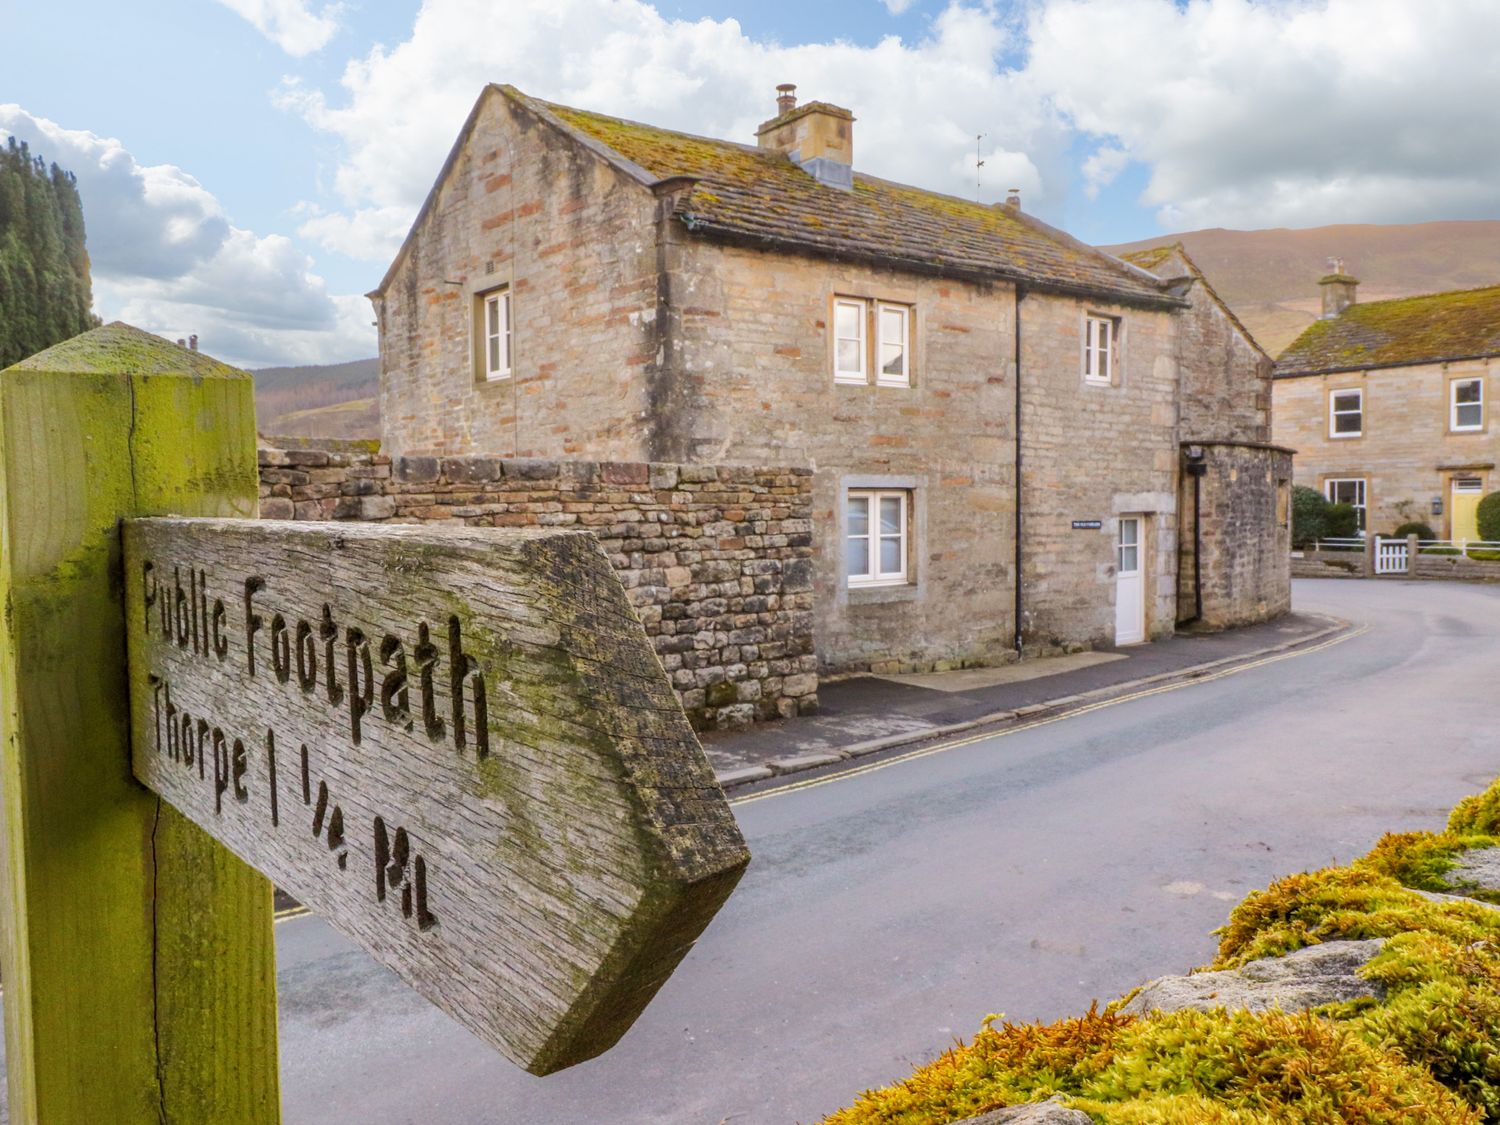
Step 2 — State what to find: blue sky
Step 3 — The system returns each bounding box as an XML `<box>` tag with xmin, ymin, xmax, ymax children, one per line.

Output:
<box><xmin>6</xmin><ymin>0</ymin><xmax>1499</xmax><ymax>367</ymax></box>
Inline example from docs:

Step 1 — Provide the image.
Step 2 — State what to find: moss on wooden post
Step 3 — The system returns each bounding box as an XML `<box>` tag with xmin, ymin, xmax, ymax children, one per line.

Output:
<box><xmin>0</xmin><ymin>324</ymin><xmax>278</xmax><ymax>1123</ymax></box>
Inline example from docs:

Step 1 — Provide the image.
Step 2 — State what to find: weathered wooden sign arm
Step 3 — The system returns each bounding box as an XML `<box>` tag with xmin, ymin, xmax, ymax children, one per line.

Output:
<box><xmin>124</xmin><ymin>518</ymin><xmax>749</xmax><ymax>1075</ymax></box>
<box><xmin>1</xmin><ymin>324</ymin><xmax>748</xmax><ymax>1124</ymax></box>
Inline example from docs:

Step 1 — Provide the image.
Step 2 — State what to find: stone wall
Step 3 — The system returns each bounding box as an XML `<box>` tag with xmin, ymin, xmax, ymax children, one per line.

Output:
<box><xmin>258</xmin><ymin>442</ymin><xmax>817</xmax><ymax>730</ymax></box>
<box><xmin>660</xmin><ymin>238</ymin><xmax>1022</xmax><ymax>673</ymax></box>
<box><xmin>1018</xmin><ymin>293</ymin><xmax>1182</xmax><ymax>649</ymax></box>
<box><xmin>374</xmin><ymin>90</ymin><xmax>661</xmax><ymax>461</ymax></box>
<box><xmin>1179</xmin><ymin>442</ymin><xmax>1294</xmax><ymax>628</ymax></box>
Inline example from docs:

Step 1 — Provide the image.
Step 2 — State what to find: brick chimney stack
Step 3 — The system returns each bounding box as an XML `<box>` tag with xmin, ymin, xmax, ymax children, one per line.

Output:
<box><xmin>1319</xmin><ymin>259</ymin><xmax>1359</xmax><ymax>319</ymax></box>
<box><xmin>756</xmin><ymin>85</ymin><xmax>855</xmax><ymax>191</ymax></box>
<box><xmin>1005</xmin><ymin>188</ymin><xmax>1021</xmax><ymax>208</ymax></box>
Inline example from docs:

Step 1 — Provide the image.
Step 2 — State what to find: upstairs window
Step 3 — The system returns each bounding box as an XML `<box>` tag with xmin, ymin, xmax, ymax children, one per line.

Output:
<box><xmin>876</xmin><ymin>303</ymin><xmax>910</xmax><ymax>386</ymax></box>
<box><xmin>478</xmin><ymin>287</ymin><xmax>512</xmax><ymax>382</ymax></box>
<box><xmin>834</xmin><ymin>298</ymin><xmax>866</xmax><ymax>384</ymax></box>
<box><xmin>1452</xmin><ymin>377</ymin><xmax>1484</xmax><ymax>432</ymax></box>
<box><xmin>1329</xmin><ymin>388</ymin><xmax>1363</xmax><ymax>438</ymax></box>
<box><xmin>847</xmin><ymin>489</ymin><xmax>909</xmax><ymax>586</ymax></box>
<box><xmin>833</xmin><ymin>296</ymin><xmax>914</xmax><ymax>386</ymax></box>
<box><xmin>1084</xmin><ymin>315</ymin><xmax>1117</xmax><ymax>384</ymax></box>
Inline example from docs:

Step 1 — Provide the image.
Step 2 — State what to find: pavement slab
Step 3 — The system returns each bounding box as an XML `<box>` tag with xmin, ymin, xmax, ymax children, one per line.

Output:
<box><xmin>702</xmin><ymin>611</ymin><xmax>1345</xmax><ymax>788</ymax></box>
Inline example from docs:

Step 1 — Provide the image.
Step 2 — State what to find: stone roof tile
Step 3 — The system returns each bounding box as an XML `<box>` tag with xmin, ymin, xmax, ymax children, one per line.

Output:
<box><xmin>535</xmin><ymin>97</ymin><xmax>1176</xmax><ymax>308</ymax></box>
<box><xmin>1276</xmin><ymin>285</ymin><xmax>1500</xmax><ymax>377</ymax></box>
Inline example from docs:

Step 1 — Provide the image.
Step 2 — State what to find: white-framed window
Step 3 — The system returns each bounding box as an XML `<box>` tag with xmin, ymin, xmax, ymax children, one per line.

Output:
<box><xmin>1084</xmin><ymin>314</ymin><xmax>1117</xmax><ymax>384</ymax></box>
<box><xmin>834</xmin><ymin>298</ymin><xmax>867</xmax><ymax>383</ymax></box>
<box><xmin>1324</xmin><ymin>477</ymin><xmax>1367</xmax><ymax>532</ymax></box>
<box><xmin>1329</xmin><ymin>388</ymin><xmax>1363</xmax><ymax>438</ymax></box>
<box><xmin>478</xmin><ymin>287</ymin><xmax>512</xmax><ymax>382</ymax></box>
<box><xmin>1452</xmin><ymin>377</ymin><xmax>1484</xmax><ymax>432</ymax></box>
<box><xmin>876</xmin><ymin>302</ymin><xmax>910</xmax><ymax>386</ymax></box>
<box><xmin>846</xmin><ymin>489</ymin><xmax>909</xmax><ymax>587</ymax></box>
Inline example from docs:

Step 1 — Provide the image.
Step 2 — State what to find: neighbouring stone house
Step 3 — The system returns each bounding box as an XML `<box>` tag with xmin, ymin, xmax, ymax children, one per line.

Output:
<box><xmin>1273</xmin><ymin>270</ymin><xmax>1500</xmax><ymax>541</ymax></box>
<box><xmin>369</xmin><ymin>82</ymin><xmax>1291</xmax><ymax>677</ymax></box>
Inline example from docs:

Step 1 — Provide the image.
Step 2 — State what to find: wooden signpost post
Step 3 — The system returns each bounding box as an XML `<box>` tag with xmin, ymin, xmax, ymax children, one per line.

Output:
<box><xmin>0</xmin><ymin>324</ymin><xmax>749</xmax><ymax>1122</ymax></box>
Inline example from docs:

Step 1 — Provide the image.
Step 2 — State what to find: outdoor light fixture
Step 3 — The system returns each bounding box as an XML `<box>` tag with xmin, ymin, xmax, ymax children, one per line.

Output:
<box><xmin>1432</xmin><ymin>496</ymin><xmax>1444</xmax><ymax>516</ymax></box>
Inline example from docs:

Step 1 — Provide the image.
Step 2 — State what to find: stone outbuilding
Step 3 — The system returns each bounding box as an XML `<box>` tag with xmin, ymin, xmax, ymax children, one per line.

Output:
<box><xmin>370</xmin><ymin>83</ymin><xmax>1291</xmax><ymax>675</ymax></box>
<box><xmin>1273</xmin><ymin>269</ymin><xmax>1500</xmax><ymax>541</ymax></box>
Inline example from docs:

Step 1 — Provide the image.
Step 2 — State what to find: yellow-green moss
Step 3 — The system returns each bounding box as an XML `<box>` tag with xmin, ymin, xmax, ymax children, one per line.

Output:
<box><xmin>1277</xmin><ymin>284</ymin><xmax>1500</xmax><ymax>373</ymax></box>
<box><xmin>823</xmin><ymin>775</ymin><xmax>1500</xmax><ymax>1125</ymax></box>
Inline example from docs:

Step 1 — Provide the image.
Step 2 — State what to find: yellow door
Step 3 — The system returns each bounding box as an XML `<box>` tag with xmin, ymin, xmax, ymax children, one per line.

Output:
<box><xmin>1452</xmin><ymin>478</ymin><xmax>1484</xmax><ymax>543</ymax></box>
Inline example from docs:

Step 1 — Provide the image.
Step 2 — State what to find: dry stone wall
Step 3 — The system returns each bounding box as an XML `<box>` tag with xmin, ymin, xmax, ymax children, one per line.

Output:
<box><xmin>259</xmin><ymin>442</ymin><xmax>816</xmax><ymax>730</ymax></box>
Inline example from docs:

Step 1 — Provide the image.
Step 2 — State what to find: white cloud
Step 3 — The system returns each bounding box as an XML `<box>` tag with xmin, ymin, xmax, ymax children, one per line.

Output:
<box><xmin>1081</xmin><ymin>145</ymin><xmax>1128</xmax><ymax>200</ymax></box>
<box><xmin>294</xmin><ymin>202</ymin><xmax>416</xmax><ymax>263</ymax></box>
<box><xmin>281</xmin><ymin>0</ymin><xmax>1056</xmax><ymax>264</ymax></box>
<box><xmin>0</xmin><ymin>106</ymin><xmax>373</xmax><ymax>368</ymax></box>
<box><xmin>1023</xmin><ymin>0</ymin><xmax>1500</xmax><ymax>229</ymax></box>
<box><xmin>214</xmin><ymin>0</ymin><xmax>343</xmax><ymax>56</ymax></box>
<box><xmin>882</xmin><ymin>0</ymin><xmax>919</xmax><ymax>13</ymax></box>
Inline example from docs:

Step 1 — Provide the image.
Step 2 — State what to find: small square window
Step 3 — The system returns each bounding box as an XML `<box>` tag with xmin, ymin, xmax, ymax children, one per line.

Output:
<box><xmin>1084</xmin><ymin>315</ymin><xmax>1118</xmax><ymax>384</ymax></box>
<box><xmin>1452</xmin><ymin>377</ymin><xmax>1484</xmax><ymax>432</ymax></box>
<box><xmin>1329</xmin><ymin>389</ymin><xmax>1362</xmax><ymax>437</ymax></box>
<box><xmin>846</xmin><ymin>489</ymin><xmax>910</xmax><ymax>586</ymax></box>
<box><xmin>476</xmin><ymin>287</ymin><xmax>512</xmax><ymax>382</ymax></box>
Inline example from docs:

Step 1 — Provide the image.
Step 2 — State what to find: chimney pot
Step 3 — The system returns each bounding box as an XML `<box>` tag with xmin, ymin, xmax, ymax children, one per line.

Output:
<box><xmin>1005</xmin><ymin>188</ymin><xmax>1021</xmax><ymax>208</ymax></box>
<box><xmin>756</xmin><ymin>90</ymin><xmax>855</xmax><ymax>190</ymax></box>
<box><xmin>176</xmin><ymin>338</ymin><xmax>186</xmax><ymax>347</ymax></box>
<box><xmin>189</xmin><ymin>333</ymin><xmax>198</xmax><ymax>352</ymax></box>
<box><xmin>1319</xmin><ymin>263</ymin><xmax>1360</xmax><ymax>319</ymax></box>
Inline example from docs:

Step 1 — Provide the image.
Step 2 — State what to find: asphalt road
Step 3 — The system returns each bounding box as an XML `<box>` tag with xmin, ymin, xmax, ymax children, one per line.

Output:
<box><xmin>266</xmin><ymin>578</ymin><xmax>1500</xmax><ymax>1124</ymax></box>
<box><xmin>9</xmin><ymin>579</ymin><xmax>1500</xmax><ymax>1123</ymax></box>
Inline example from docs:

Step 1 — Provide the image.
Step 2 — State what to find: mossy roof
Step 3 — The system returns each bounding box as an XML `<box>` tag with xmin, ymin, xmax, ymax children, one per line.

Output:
<box><xmin>525</xmin><ymin>93</ymin><xmax>1176</xmax><ymax>307</ymax></box>
<box><xmin>4</xmin><ymin>322</ymin><xmax>246</xmax><ymax>378</ymax></box>
<box><xmin>1276</xmin><ymin>285</ymin><xmax>1500</xmax><ymax>377</ymax></box>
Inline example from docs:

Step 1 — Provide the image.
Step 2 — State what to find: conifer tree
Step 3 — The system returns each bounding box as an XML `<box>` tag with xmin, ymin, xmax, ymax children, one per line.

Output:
<box><xmin>0</xmin><ymin>137</ymin><xmax>99</xmax><ymax>367</ymax></box>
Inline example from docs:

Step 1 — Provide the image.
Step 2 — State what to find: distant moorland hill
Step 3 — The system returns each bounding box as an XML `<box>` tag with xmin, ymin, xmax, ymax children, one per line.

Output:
<box><xmin>1103</xmin><ymin>219</ymin><xmax>1500</xmax><ymax>356</ymax></box>
<box><xmin>253</xmin><ymin>357</ymin><xmax>378</xmax><ymax>439</ymax></box>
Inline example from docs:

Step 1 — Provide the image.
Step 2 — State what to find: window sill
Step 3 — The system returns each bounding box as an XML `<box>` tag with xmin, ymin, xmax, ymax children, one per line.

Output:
<box><xmin>1083</xmin><ymin>377</ymin><xmax>1114</xmax><ymax>388</ymax></box>
<box><xmin>875</xmin><ymin>378</ymin><xmax>912</xmax><ymax>389</ymax></box>
<box><xmin>1451</xmin><ymin>427</ymin><xmax>1485</xmax><ymax>435</ymax></box>
<box><xmin>834</xmin><ymin>374</ymin><xmax>869</xmax><ymax>386</ymax></box>
<box><xmin>1328</xmin><ymin>433</ymin><xmax>1362</xmax><ymax>440</ymax></box>
<box><xmin>846</xmin><ymin>582</ymin><xmax>919</xmax><ymax>605</ymax></box>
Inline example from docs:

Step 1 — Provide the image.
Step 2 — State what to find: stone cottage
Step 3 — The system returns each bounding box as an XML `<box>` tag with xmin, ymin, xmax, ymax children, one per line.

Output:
<box><xmin>370</xmin><ymin>83</ymin><xmax>1291</xmax><ymax>676</ymax></box>
<box><xmin>1273</xmin><ymin>270</ymin><xmax>1500</xmax><ymax>541</ymax></box>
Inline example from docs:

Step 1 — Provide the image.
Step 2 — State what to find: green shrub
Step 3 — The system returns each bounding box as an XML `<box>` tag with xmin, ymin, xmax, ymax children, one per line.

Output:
<box><xmin>1393</xmin><ymin>521</ymin><xmax>1436</xmax><ymax>540</ymax></box>
<box><xmin>1324</xmin><ymin>502</ymin><xmax>1360</xmax><ymax>539</ymax></box>
<box><xmin>1478</xmin><ymin>491</ymin><xmax>1500</xmax><ymax>543</ymax></box>
<box><xmin>1291</xmin><ymin>485</ymin><xmax>1329</xmax><ymax>548</ymax></box>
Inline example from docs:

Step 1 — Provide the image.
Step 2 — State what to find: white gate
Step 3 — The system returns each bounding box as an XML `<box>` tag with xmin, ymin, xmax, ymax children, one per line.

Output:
<box><xmin>1374</xmin><ymin>536</ymin><xmax>1408</xmax><ymax>575</ymax></box>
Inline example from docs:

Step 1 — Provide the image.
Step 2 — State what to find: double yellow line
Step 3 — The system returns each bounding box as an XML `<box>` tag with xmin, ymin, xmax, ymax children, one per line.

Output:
<box><xmin>730</xmin><ymin>625</ymin><xmax>1367</xmax><ymax>808</ymax></box>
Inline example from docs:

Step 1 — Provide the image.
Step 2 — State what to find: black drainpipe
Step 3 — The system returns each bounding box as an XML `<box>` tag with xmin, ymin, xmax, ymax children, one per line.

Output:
<box><xmin>1013</xmin><ymin>285</ymin><xmax>1027</xmax><ymax>654</ymax></box>
<box><xmin>1182</xmin><ymin>446</ymin><xmax>1208</xmax><ymax>625</ymax></box>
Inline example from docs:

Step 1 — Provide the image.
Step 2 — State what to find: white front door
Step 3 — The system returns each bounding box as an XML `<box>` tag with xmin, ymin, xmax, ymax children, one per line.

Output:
<box><xmin>1115</xmin><ymin>515</ymin><xmax>1146</xmax><ymax>646</ymax></box>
